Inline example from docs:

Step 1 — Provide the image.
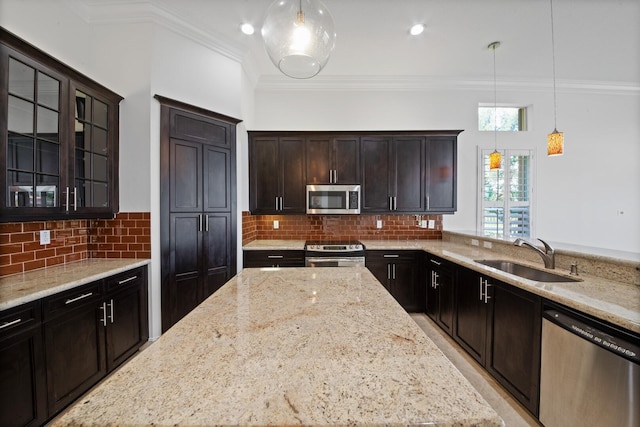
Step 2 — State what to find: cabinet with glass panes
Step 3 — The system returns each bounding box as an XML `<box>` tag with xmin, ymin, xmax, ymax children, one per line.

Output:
<box><xmin>1</xmin><ymin>27</ymin><xmax>122</xmax><ymax>222</ymax></box>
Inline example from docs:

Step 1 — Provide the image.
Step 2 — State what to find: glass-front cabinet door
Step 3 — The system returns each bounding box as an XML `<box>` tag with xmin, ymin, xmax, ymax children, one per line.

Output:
<box><xmin>1</xmin><ymin>28</ymin><xmax>121</xmax><ymax>222</ymax></box>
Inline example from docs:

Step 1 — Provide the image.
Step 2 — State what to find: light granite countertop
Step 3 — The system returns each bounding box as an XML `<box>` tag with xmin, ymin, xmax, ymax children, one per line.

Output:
<box><xmin>365</xmin><ymin>239</ymin><xmax>640</xmax><ymax>333</ymax></box>
<box><xmin>242</xmin><ymin>239</ymin><xmax>640</xmax><ymax>333</ymax></box>
<box><xmin>0</xmin><ymin>259</ymin><xmax>150</xmax><ymax>311</ymax></box>
<box><xmin>243</xmin><ymin>239</ymin><xmax>306</xmax><ymax>250</ymax></box>
<box><xmin>52</xmin><ymin>267</ymin><xmax>503</xmax><ymax>427</ymax></box>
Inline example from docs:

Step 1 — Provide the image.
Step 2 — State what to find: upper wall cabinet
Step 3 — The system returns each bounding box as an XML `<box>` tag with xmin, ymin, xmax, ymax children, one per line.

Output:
<box><xmin>0</xmin><ymin>28</ymin><xmax>123</xmax><ymax>222</ymax></box>
<box><xmin>306</xmin><ymin>136</ymin><xmax>360</xmax><ymax>185</ymax></box>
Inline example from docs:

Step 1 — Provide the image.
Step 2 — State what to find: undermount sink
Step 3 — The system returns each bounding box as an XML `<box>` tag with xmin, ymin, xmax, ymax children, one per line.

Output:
<box><xmin>475</xmin><ymin>259</ymin><xmax>581</xmax><ymax>282</ymax></box>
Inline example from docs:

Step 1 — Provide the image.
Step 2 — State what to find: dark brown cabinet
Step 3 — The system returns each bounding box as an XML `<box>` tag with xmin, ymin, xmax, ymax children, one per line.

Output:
<box><xmin>249</xmin><ymin>135</ymin><xmax>306</xmax><ymax>214</ymax></box>
<box><xmin>361</xmin><ymin>136</ymin><xmax>425</xmax><ymax>213</ymax></box>
<box><xmin>104</xmin><ymin>268</ymin><xmax>149</xmax><ymax>372</ymax></box>
<box><xmin>1</xmin><ymin>28</ymin><xmax>122</xmax><ymax>222</ymax></box>
<box><xmin>425</xmin><ymin>136</ymin><xmax>457</xmax><ymax>213</ymax></box>
<box><xmin>0</xmin><ymin>301</ymin><xmax>47</xmax><ymax>427</ymax></box>
<box><xmin>453</xmin><ymin>266</ymin><xmax>541</xmax><ymax>415</ymax></box>
<box><xmin>159</xmin><ymin>97</ymin><xmax>238</xmax><ymax>332</ymax></box>
<box><xmin>1</xmin><ymin>266</ymin><xmax>148</xmax><ymax>426</ymax></box>
<box><xmin>43</xmin><ymin>282</ymin><xmax>106</xmax><ymax>415</ymax></box>
<box><xmin>425</xmin><ymin>254</ymin><xmax>455</xmax><ymax>335</ymax></box>
<box><xmin>306</xmin><ymin>136</ymin><xmax>360</xmax><ymax>184</ymax></box>
<box><xmin>366</xmin><ymin>250</ymin><xmax>423</xmax><ymax>312</ymax></box>
<box><xmin>243</xmin><ymin>250</ymin><xmax>305</xmax><ymax>268</ymax></box>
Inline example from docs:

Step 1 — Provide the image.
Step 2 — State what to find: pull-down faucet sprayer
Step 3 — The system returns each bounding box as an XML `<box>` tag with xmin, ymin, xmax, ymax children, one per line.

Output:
<box><xmin>513</xmin><ymin>238</ymin><xmax>556</xmax><ymax>269</ymax></box>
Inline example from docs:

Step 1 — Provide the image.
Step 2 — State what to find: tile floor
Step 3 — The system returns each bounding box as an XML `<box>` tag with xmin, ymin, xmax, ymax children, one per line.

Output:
<box><xmin>410</xmin><ymin>313</ymin><xmax>542</xmax><ymax>427</ymax></box>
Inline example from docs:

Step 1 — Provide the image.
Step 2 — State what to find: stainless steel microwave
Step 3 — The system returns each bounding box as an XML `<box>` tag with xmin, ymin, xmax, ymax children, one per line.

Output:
<box><xmin>306</xmin><ymin>184</ymin><xmax>360</xmax><ymax>214</ymax></box>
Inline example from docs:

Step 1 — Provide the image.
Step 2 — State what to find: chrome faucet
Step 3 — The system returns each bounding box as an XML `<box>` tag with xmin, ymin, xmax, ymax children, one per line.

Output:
<box><xmin>513</xmin><ymin>238</ymin><xmax>556</xmax><ymax>269</ymax></box>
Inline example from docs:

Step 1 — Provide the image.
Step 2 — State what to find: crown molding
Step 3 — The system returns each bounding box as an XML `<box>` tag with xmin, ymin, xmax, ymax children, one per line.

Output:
<box><xmin>76</xmin><ymin>0</ymin><xmax>247</xmax><ymax>63</ymax></box>
<box><xmin>254</xmin><ymin>75</ymin><xmax>640</xmax><ymax>95</ymax></box>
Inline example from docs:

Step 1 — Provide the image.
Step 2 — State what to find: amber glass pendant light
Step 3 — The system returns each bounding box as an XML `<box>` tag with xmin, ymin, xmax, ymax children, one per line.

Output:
<box><xmin>547</xmin><ymin>0</ymin><xmax>564</xmax><ymax>156</ymax></box>
<box><xmin>488</xmin><ymin>41</ymin><xmax>501</xmax><ymax>170</ymax></box>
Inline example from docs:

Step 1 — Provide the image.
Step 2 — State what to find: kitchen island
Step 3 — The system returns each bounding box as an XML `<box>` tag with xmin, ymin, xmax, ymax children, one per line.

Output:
<box><xmin>52</xmin><ymin>267</ymin><xmax>503</xmax><ymax>426</ymax></box>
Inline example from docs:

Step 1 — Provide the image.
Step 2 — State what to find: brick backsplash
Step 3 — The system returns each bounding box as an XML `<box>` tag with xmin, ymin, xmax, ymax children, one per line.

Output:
<box><xmin>242</xmin><ymin>211</ymin><xmax>442</xmax><ymax>245</ymax></box>
<box><xmin>0</xmin><ymin>212</ymin><xmax>150</xmax><ymax>277</ymax></box>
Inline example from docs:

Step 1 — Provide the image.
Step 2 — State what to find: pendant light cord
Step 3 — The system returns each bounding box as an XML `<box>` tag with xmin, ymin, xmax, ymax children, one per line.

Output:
<box><xmin>550</xmin><ymin>0</ymin><xmax>558</xmax><ymax>130</ymax></box>
<box><xmin>493</xmin><ymin>44</ymin><xmax>498</xmax><ymax>148</ymax></box>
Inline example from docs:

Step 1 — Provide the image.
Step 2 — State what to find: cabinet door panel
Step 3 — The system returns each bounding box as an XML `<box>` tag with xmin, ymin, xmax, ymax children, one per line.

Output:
<box><xmin>454</xmin><ymin>268</ymin><xmax>487</xmax><ymax>364</ymax></box>
<box><xmin>0</xmin><ymin>327</ymin><xmax>46</xmax><ymax>427</ymax></box>
<box><xmin>204</xmin><ymin>145</ymin><xmax>231</xmax><ymax>211</ymax></box>
<box><xmin>391</xmin><ymin>260</ymin><xmax>420</xmax><ymax>311</ymax></box>
<box><xmin>279</xmin><ymin>138</ymin><xmax>306</xmax><ymax>212</ymax></box>
<box><xmin>169</xmin><ymin>213</ymin><xmax>202</xmax><ymax>327</ymax></box>
<box><xmin>203</xmin><ymin>213</ymin><xmax>231</xmax><ymax>297</ymax></box>
<box><xmin>487</xmin><ymin>282</ymin><xmax>541</xmax><ymax>414</ymax></box>
<box><xmin>361</xmin><ymin>137</ymin><xmax>392</xmax><ymax>212</ymax></box>
<box><xmin>249</xmin><ymin>137</ymin><xmax>279</xmax><ymax>213</ymax></box>
<box><xmin>306</xmin><ymin>137</ymin><xmax>331</xmax><ymax>184</ymax></box>
<box><xmin>426</xmin><ymin>137</ymin><xmax>456</xmax><ymax>212</ymax></box>
<box><xmin>333</xmin><ymin>137</ymin><xmax>360</xmax><ymax>184</ymax></box>
<box><xmin>169</xmin><ymin>139</ymin><xmax>202</xmax><ymax>212</ymax></box>
<box><xmin>107</xmin><ymin>285</ymin><xmax>144</xmax><ymax>371</ymax></box>
<box><xmin>437</xmin><ymin>267</ymin><xmax>455</xmax><ymax>334</ymax></box>
<box><xmin>394</xmin><ymin>137</ymin><xmax>425</xmax><ymax>212</ymax></box>
<box><xmin>44</xmin><ymin>304</ymin><xmax>105</xmax><ymax>414</ymax></box>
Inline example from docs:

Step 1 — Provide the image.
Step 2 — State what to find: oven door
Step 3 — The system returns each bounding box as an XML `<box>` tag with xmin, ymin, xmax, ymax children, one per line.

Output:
<box><xmin>305</xmin><ymin>257</ymin><xmax>365</xmax><ymax>268</ymax></box>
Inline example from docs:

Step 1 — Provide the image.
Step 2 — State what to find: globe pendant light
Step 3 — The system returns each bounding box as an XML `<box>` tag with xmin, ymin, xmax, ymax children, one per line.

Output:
<box><xmin>488</xmin><ymin>41</ymin><xmax>501</xmax><ymax>170</ymax></box>
<box><xmin>547</xmin><ymin>0</ymin><xmax>564</xmax><ymax>156</ymax></box>
<box><xmin>262</xmin><ymin>0</ymin><xmax>336</xmax><ymax>79</ymax></box>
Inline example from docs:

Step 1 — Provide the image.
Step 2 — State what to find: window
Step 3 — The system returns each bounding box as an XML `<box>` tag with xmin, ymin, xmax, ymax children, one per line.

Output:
<box><xmin>479</xmin><ymin>149</ymin><xmax>534</xmax><ymax>238</ymax></box>
<box><xmin>478</xmin><ymin>106</ymin><xmax>527</xmax><ymax>131</ymax></box>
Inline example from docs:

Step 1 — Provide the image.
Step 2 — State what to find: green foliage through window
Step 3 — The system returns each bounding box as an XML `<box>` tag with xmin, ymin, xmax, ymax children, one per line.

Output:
<box><xmin>478</xmin><ymin>107</ymin><xmax>527</xmax><ymax>131</ymax></box>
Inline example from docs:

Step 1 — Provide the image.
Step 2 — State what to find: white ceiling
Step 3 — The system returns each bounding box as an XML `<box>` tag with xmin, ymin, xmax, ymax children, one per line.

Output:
<box><xmin>79</xmin><ymin>0</ymin><xmax>640</xmax><ymax>89</ymax></box>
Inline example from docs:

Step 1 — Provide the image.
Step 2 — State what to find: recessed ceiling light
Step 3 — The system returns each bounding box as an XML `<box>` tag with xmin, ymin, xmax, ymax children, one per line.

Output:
<box><xmin>241</xmin><ymin>23</ymin><xmax>255</xmax><ymax>35</ymax></box>
<box><xmin>410</xmin><ymin>24</ymin><xmax>425</xmax><ymax>36</ymax></box>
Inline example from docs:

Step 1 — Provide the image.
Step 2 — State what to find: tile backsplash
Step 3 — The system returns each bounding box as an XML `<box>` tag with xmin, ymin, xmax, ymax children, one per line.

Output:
<box><xmin>0</xmin><ymin>212</ymin><xmax>150</xmax><ymax>277</ymax></box>
<box><xmin>242</xmin><ymin>211</ymin><xmax>442</xmax><ymax>245</ymax></box>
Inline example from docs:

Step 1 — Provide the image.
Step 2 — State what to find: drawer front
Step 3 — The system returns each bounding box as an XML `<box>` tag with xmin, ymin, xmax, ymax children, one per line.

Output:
<box><xmin>0</xmin><ymin>300</ymin><xmax>42</xmax><ymax>339</ymax></box>
<box><xmin>43</xmin><ymin>282</ymin><xmax>103</xmax><ymax>321</ymax></box>
<box><xmin>244</xmin><ymin>250</ymin><xmax>305</xmax><ymax>267</ymax></box>
<box><xmin>106</xmin><ymin>267</ymin><xmax>145</xmax><ymax>293</ymax></box>
<box><xmin>366</xmin><ymin>250</ymin><xmax>419</xmax><ymax>263</ymax></box>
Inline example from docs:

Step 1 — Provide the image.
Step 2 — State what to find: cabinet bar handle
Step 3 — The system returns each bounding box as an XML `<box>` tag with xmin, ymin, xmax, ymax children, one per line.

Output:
<box><xmin>0</xmin><ymin>318</ymin><xmax>21</xmax><ymax>330</ymax></box>
<box><xmin>205</xmin><ymin>214</ymin><xmax>209</xmax><ymax>232</ymax></box>
<box><xmin>387</xmin><ymin>264</ymin><xmax>391</xmax><ymax>279</ymax></box>
<box><xmin>275</xmin><ymin>197</ymin><xmax>279</xmax><ymax>211</ymax></box>
<box><xmin>65</xmin><ymin>186</ymin><xmax>70</xmax><ymax>212</ymax></box>
<box><xmin>430</xmin><ymin>259</ymin><xmax>441</xmax><ymax>265</ymax></box>
<box><xmin>383</xmin><ymin>254</ymin><xmax>399</xmax><ymax>258</ymax></box>
<box><xmin>118</xmin><ymin>275</ymin><xmax>138</xmax><ymax>285</ymax></box>
<box><xmin>394</xmin><ymin>197</ymin><xmax>397</xmax><ymax>211</ymax></box>
<box><xmin>108</xmin><ymin>299</ymin><xmax>114</xmax><ymax>323</ymax></box>
<box><xmin>427</xmin><ymin>196</ymin><xmax>430</xmax><ymax>211</ymax></box>
<box><xmin>392</xmin><ymin>263</ymin><xmax>396</xmax><ymax>279</ymax></box>
<box><xmin>479</xmin><ymin>278</ymin><xmax>484</xmax><ymax>301</ymax></box>
<box><xmin>267</xmin><ymin>255</ymin><xmax>283</xmax><ymax>259</ymax></box>
<box><xmin>100</xmin><ymin>302</ymin><xmax>107</xmax><ymax>326</ymax></box>
<box><xmin>73</xmin><ymin>187</ymin><xmax>77</xmax><ymax>211</ymax></box>
<box><xmin>484</xmin><ymin>284</ymin><xmax>492</xmax><ymax>304</ymax></box>
<box><xmin>280</xmin><ymin>197</ymin><xmax>283</xmax><ymax>211</ymax></box>
<box><xmin>65</xmin><ymin>292</ymin><xmax>93</xmax><ymax>305</ymax></box>
<box><xmin>198</xmin><ymin>214</ymin><xmax>203</xmax><ymax>232</ymax></box>
<box><xmin>433</xmin><ymin>271</ymin><xmax>439</xmax><ymax>288</ymax></box>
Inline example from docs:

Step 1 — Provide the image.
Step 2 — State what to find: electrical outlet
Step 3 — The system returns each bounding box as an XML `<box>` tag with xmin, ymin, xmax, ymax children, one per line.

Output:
<box><xmin>428</xmin><ymin>219</ymin><xmax>435</xmax><ymax>229</ymax></box>
<box><xmin>471</xmin><ymin>239</ymin><xmax>479</xmax><ymax>246</ymax></box>
<box><xmin>376</xmin><ymin>220</ymin><xmax>383</xmax><ymax>229</ymax></box>
<box><xmin>40</xmin><ymin>230</ymin><xmax>51</xmax><ymax>245</ymax></box>
<box><xmin>273</xmin><ymin>220</ymin><xmax>279</xmax><ymax>229</ymax></box>
<box><xmin>420</xmin><ymin>219</ymin><xmax>427</xmax><ymax>228</ymax></box>
<box><xmin>483</xmin><ymin>241</ymin><xmax>492</xmax><ymax>249</ymax></box>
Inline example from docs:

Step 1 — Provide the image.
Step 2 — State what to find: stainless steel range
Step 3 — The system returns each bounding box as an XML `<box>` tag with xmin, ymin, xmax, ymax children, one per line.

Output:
<box><xmin>304</xmin><ymin>240</ymin><xmax>365</xmax><ymax>267</ymax></box>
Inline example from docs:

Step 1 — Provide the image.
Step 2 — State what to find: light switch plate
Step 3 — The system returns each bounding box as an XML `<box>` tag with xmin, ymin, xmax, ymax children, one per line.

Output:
<box><xmin>273</xmin><ymin>220</ymin><xmax>279</xmax><ymax>229</ymax></box>
<box><xmin>376</xmin><ymin>220</ymin><xmax>383</xmax><ymax>229</ymax></box>
<box><xmin>40</xmin><ymin>230</ymin><xmax>51</xmax><ymax>245</ymax></box>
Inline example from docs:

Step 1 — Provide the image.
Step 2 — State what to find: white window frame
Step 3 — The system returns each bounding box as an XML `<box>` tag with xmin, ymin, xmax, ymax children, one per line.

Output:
<box><xmin>477</xmin><ymin>148</ymin><xmax>535</xmax><ymax>239</ymax></box>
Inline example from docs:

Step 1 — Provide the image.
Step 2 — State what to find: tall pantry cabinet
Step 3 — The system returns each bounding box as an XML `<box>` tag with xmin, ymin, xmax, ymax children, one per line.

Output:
<box><xmin>157</xmin><ymin>96</ymin><xmax>240</xmax><ymax>332</ymax></box>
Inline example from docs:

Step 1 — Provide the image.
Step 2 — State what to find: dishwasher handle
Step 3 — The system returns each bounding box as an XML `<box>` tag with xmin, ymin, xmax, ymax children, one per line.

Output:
<box><xmin>544</xmin><ymin>309</ymin><xmax>640</xmax><ymax>364</ymax></box>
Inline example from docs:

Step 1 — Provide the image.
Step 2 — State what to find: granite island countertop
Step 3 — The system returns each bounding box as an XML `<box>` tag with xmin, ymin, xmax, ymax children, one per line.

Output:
<box><xmin>0</xmin><ymin>258</ymin><xmax>150</xmax><ymax>311</ymax></box>
<box><xmin>51</xmin><ymin>267</ymin><xmax>503</xmax><ymax>427</ymax></box>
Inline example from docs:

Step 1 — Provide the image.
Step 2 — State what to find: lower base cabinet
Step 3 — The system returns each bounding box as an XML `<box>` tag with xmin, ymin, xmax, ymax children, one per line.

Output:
<box><xmin>454</xmin><ymin>266</ymin><xmax>541</xmax><ymax>416</ymax></box>
<box><xmin>0</xmin><ymin>265</ymin><xmax>148</xmax><ymax>427</ymax></box>
<box><xmin>425</xmin><ymin>254</ymin><xmax>455</xmax><ymax>335</ymax></box>
<box><xmin>0</xmin><ymin>301</ymin><xmax>47</xmax><ymax>427</ymax></box>
<box><xmin>366</xmin><ymin>250</ymin><xmax>423</xmax><ymax>312</ymax></box>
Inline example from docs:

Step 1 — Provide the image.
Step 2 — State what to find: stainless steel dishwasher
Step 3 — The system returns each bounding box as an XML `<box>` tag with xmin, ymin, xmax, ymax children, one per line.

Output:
<box><xmin>539</xmin><ymin>303</ymin><xmax>640</xmax><ymax>427</ymax></box>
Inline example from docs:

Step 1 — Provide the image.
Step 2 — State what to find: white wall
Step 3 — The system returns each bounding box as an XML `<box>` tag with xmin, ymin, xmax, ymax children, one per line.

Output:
<box><xmin>252</xmin><ymin>85</ymin><xmax>640</xmax><ymax>254</ymax></box>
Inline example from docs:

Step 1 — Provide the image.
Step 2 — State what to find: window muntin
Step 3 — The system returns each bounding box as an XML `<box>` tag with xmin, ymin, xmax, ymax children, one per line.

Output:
<box><xmin>479</xmin><ymin>149</ymin><xmax>534</xmax><ymax>238</ymax></box>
